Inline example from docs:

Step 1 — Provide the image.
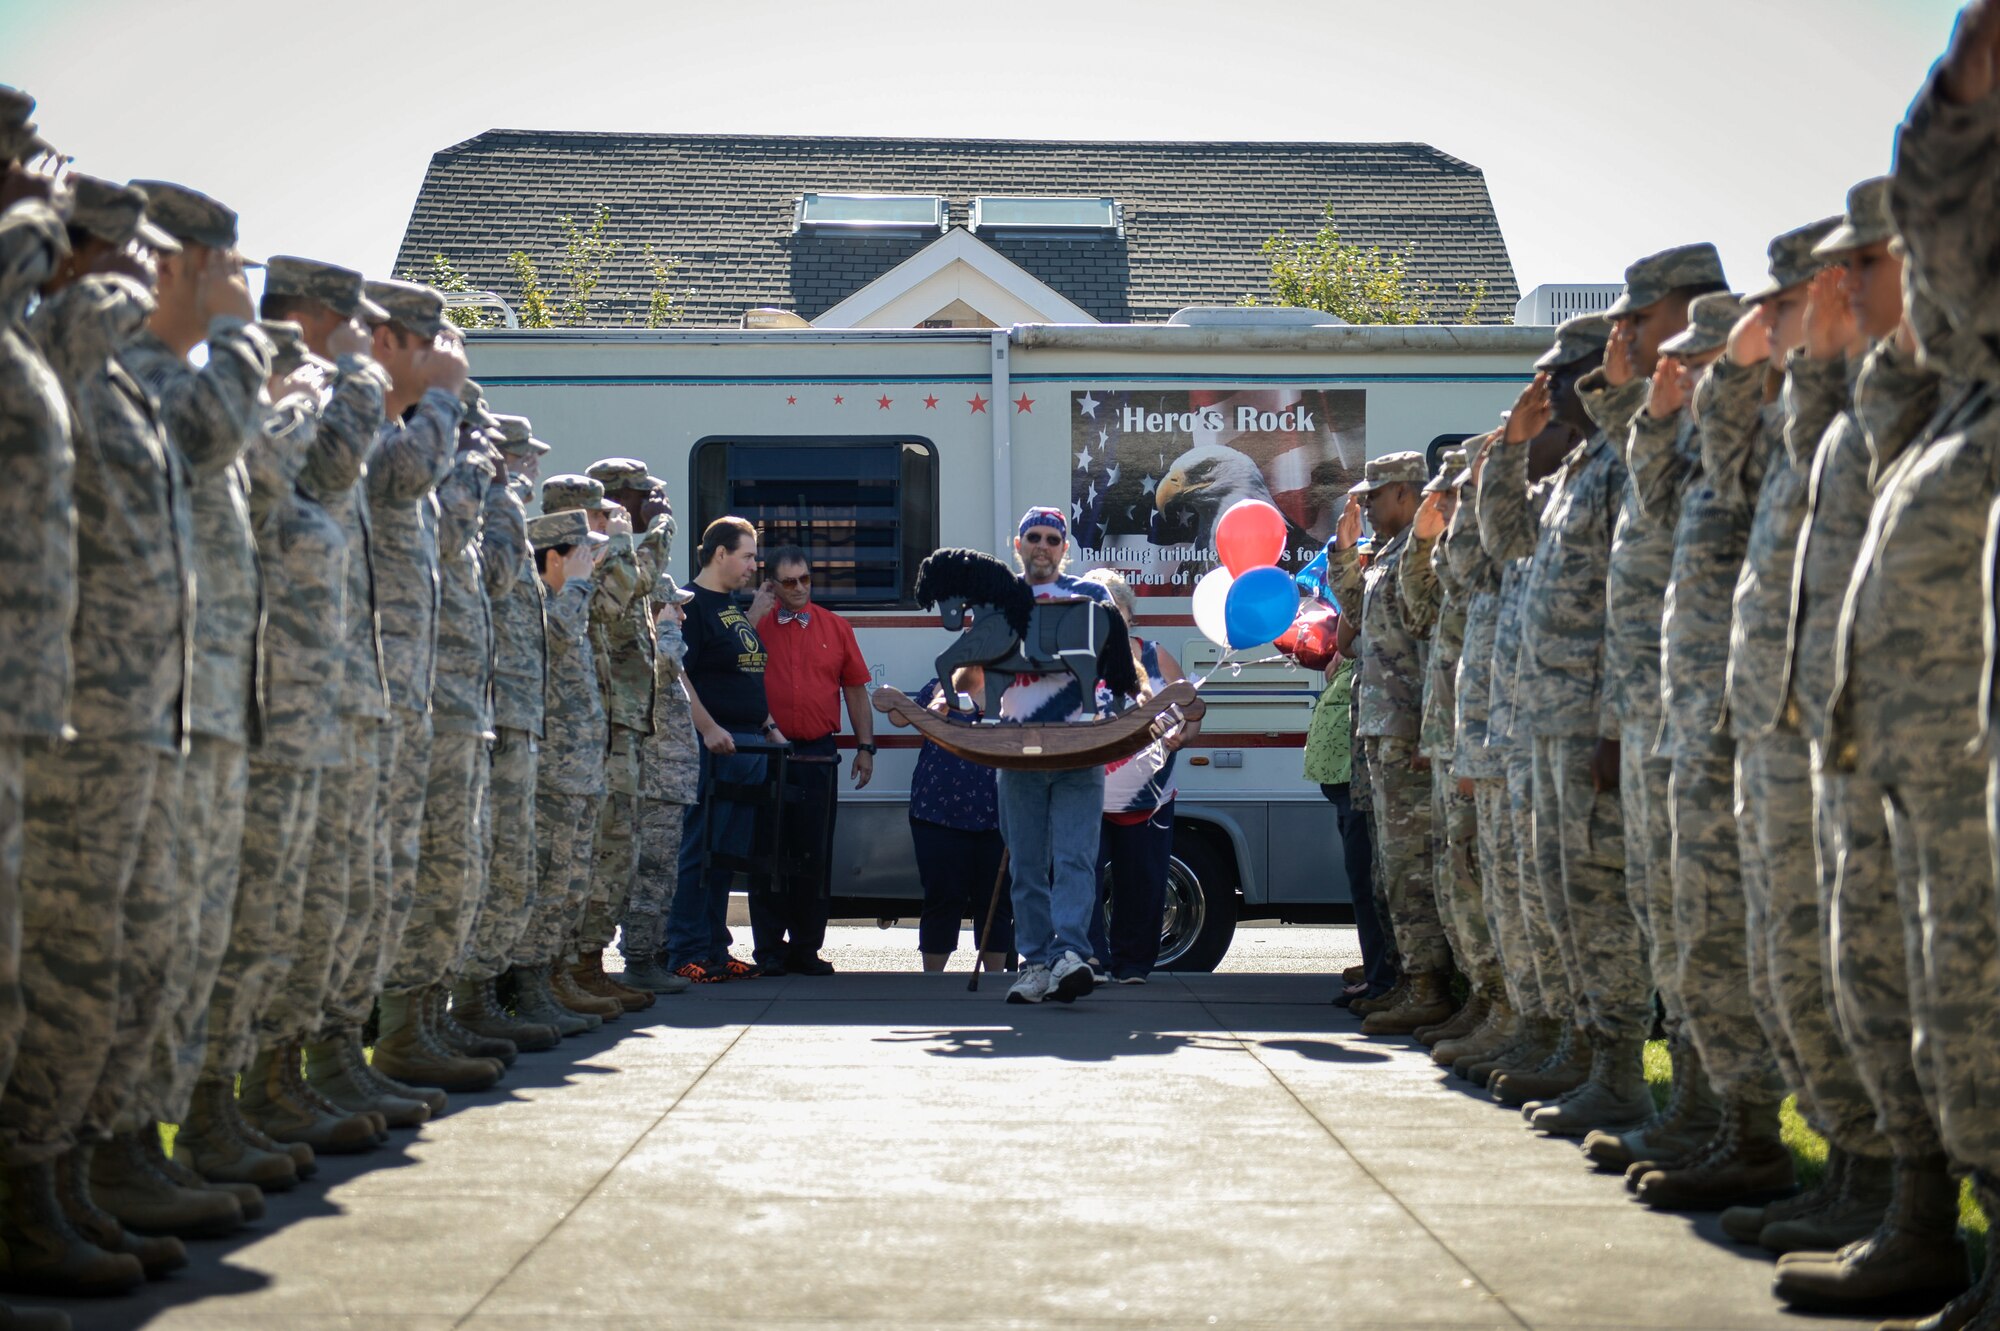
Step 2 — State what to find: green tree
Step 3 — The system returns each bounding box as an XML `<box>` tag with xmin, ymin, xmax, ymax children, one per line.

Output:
<box><xmin>506</xmin><ymin>251</ymin><xmax>555</xmax><ymax>328</ymax></box>
<box><xmin>1251</xmin><ymin>205</ymin><xmax>1494</xmax><ymax>325</ymax></box>
<box><xmin>553</xmin><ymin>203</ymin><xmax>618</xmax><ymax>325</ymax></box>
<box><xmin>401</xmin><ymin>253</ymin><xmax>498</xmax><ymax>330</ymax></box>
<box><xmin>639</xmin><ymin>243</ymin><xmax>688</xmax><ymax>328</ymax></box>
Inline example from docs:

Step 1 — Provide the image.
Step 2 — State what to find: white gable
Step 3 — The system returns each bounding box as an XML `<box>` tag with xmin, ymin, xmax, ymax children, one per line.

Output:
<box><xmin>811</xmin><ymin>228</ymin><xmax>1099</xmax><ymax>329</ymax></box>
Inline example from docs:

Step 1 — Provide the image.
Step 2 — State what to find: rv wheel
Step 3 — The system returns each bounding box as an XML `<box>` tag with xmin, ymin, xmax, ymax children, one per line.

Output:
<box><xmin>1157</xmin><ymin>834</ymin><xmax>1237</xmax><ymax>973</ymax></box>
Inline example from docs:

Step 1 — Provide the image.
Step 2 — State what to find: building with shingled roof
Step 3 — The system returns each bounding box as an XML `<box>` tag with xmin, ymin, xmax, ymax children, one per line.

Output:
<box><xmin>394</xmin><ymin>131</ymin><xmax>1519</xmax><ymax>328</ymax></box>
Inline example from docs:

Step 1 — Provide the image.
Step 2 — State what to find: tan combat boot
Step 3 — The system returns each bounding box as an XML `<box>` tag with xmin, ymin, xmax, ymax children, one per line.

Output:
<box><xmin>1527</xmin><ymin>1035</ymin><xmax>1654</xmax><ymax>1137</ymax></box>
<box><xmin>339</xmin><ymin>1024</ymin><xmax>449</xmax><ymax>1116</ymax></box>
<box><xmin>86</xmin><ymin>1131</ymin><xmax>242</xmax><ymax>1239</ymax></box>
<box><xmin>512</xmin><ymin>965</ymin><xmax>595</xmax><ymax>1036</ymax></box>
<box><xmin>1414</xmin><ymin>987</ymin><xmax>1487</xmax><ymax>1047</ymax></box>
<box><xmin>238</xmin><ymin>1046</ymin><xmax>381</xmax><ymax>1154</ymax></box>
<box><xmin>1584</xmin><ymin>1032</ymin><xmax>1720</xmax><ymax>1172</ymax></box>
<box><xmin>550</xmin><ymin>961</ymin><xmax>623</xmax><ymax>1021</ymax></box>
<box><xmin>1456</xmin><ymin>1016</ymin><xmax>1556</xmax><ymax>1085</ymax></box>
<box><xmin>1635</xmin><ymin>1094</ymin><xmax>1797</xmax><ymax>1211</ymax></box>
<box><xmin>371</xmin><ymin>990</ymin><xmax>501</xmax><ymax>1093</ymax></box>
<box><xmin>0</xmin><ymin>1159</ymin><xmax>145</xmax><ymax>1297</ymax></box>
<box><xmin>451</xmin><ymin>976</ymin><xmax>560</xmax><ymax>1052</ymax></box>
<box><xmin>1773</xmin><ymin>1155</ymin><xmax>1972</xmax><ymax>1314</ymax></box>
<box><xmin>1347</xmin><ymin>973</ymin><xmax>1407</xmax><ymax>1018</ymax></box>
<box><xmin>1360</xmin><ymin>972</ymin><xmax>1453</xmax><ymax>1036</ymax></box>
<box><xmin>302</xmin><ymin>1032</ymin><xmax>432</xmax><ymax>1129</ymax></box>
<box><xmin>1433</xmin><ymin>993</ymin><xmax>1515</xmax><ymax>1066</ymax></box>
<box><xmin>173</xmin><ymin>1075</ymin><xmax>299</xmax><ymax>1191</ymax></box>
<box><xmin>575</xmin><ymin>949</ymin><xmax>655</xmax><ymax>1012</ymax></box>
<box><xmin>138</xmin><ymin>1125</ymin><xmax>264</xmax><ymax>1223</ymax></box>
<box><xmin>54</xmin><ymin>1146</ymin><xmax>185</xmax><ymax>1279</ymax></box>
<box><xmin>1491</xmin><ymin>1026</ymin><xmax>1590</xmax><ymax>1107</ymax></box>
<box><xmin>428</xmin><ymin>986</ymin><xmax>516</xmax><ymax>1066</ymax></box>
<box><xmin>1720</xmin><ymin>1145</ymin><xmax>1849</xmax><ymax>1247</ymax></box>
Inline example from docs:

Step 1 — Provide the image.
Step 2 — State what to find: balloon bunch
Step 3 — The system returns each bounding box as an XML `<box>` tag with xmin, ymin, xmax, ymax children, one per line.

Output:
<box><xmin>1191</xmin><ymin>500</ymin><xmax>1301</xmax><ymax>653</ymax></box>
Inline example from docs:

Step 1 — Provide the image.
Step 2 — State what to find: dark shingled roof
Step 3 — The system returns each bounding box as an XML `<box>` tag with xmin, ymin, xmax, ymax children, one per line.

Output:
<box><xmin>394</xmin><ymin>131</ymin><xmax>1519</xmax><ymax>326</ymax></box>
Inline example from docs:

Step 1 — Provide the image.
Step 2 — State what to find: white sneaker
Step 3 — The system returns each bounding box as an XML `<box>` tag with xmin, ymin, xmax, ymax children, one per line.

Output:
<box><xmin>1006</xmin><ymin>965</ymin><xmax>1053</xmax><ymax>1004</ymax></box>
<box><xmin>1049</xmin><ymin>950</ymin><xmax>1095</xmax><ymax>1003</ymax></box>
<box><xmin>1117</xmin><ymin>973</ymin><xmax>1149</xmax><ymax>985</ymax></box>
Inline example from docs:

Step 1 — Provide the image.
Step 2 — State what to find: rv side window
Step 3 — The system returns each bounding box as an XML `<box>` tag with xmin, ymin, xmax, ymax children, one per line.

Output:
<box><xmin>691</xmin><ymin>438</ymin><xmax>938</xmax><ymax>610</ymax></box>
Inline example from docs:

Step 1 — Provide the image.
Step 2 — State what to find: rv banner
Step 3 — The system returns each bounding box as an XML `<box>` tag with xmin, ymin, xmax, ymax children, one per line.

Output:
<box><xmin>1070</xmin><ymin>387</ymin><xmax>1366</xmax><ymax>596</ymax></box>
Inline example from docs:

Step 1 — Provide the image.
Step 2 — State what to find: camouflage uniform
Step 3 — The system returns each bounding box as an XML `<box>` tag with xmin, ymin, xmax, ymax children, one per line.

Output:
<box><xmin>1653</xmin><ymin>339</ymin><xmax>1783</xmax><ymax>1103</ymax></box>
<box><xmin>1331</xmin><ymin>452</ymin><xmax>1448</xmax><ymax>980</ymax></box>
<box><xmin>1488</xmin><ymin>553</ymin><xmax>1564</xmax><ymax>1020</ymax></box>
<box><xmin>466</xmin><ymin>421</ymin><xmax>545</xmax><ymax>982</ymax></box>
<box><xmin>120</xmin><ymin>295</ymin><xmax>275</xmax><ymax>1123</ymax></box>
<box><xmin>7</xmin><ymin>271</ymin><xmax>190</xmax><ymax>1163</ymax></box>
<box><xmin>1788</xmin><ymin>325</ymin><xmax>1945</xmax><ymax>1161</ymax></box>
<box><xmin>236</xmin><ymin>341</ymin><xmax>383</xmax><ymax>1063</ymax></box>
<box><xmin>626</xmin><ymin>584</ymin><xmax>701</xmax><ymax>963</ymax></box>
<box><xmin>517</xmin><ymin>508</ymin><xmax>607</xmax><ymax>966</ymax></box>
<box><xmin>1481</xmin><ymin>384</ymin><xmax>1648</xmax><ymax>1042</ymax></box>
<box><xmin>387</xmin><ymin>430</ymin><xmax>497</xmax><ymax>995</ymax></box>
<box><xmin>0</xmin><ymin>200</ymin><xmax>74</xmax><ymax>1094</ymax></box>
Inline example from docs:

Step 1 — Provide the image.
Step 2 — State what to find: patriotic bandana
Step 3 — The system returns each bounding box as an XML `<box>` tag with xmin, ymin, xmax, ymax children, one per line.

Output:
<box><xmin>1018</xmin><ymin>506</ymin><xmax>1067</xmax><ymax>541</ymax></box>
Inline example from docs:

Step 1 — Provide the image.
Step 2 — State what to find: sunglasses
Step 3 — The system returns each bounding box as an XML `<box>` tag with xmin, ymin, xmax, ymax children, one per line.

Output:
<box><xmin>776</xmin><ymin>573</ymin><xmax>811</xmax><ymax>589</ymax></box>
<box><xmin>1021</xmin><ymin>531</ymin><xmax>1064</xmax><ymax>547</ymax></box>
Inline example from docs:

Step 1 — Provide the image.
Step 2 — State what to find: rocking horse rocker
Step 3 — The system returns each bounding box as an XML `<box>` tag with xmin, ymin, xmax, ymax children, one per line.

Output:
<box><xmin>871</xmin><ymin>548</ymin><xmax>1205</xmax><ymax>771</ymax></box>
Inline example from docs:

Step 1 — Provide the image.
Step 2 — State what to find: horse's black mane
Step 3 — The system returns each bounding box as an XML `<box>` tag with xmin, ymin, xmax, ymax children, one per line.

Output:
<box><xmin>914</xmin><ymin>548</ymin><xmax>1035</xmax><ymax>640</ymax></box>
<box><xmin>1097</xmin><ymin>607</ymin><xmax>1144</xmax><ymax>703</ymax></box>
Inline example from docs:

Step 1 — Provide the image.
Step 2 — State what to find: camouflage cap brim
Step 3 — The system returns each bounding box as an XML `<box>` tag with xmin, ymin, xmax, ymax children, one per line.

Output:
<box><xmin>1657</xmin><ymin>326</ymin><xmax>1723</xmax><ymax>358</ymax></box>
<box><xmin>1420</xmin><ymin>470</ymin><xmax>1457</xmax><ymax>495</ymax></box>
<box><xmin>358</xmin><ymin>294</ymin><xmax>391</xmax><ymax>324</ymax></box>
<box><xmin>135</xmin><ymin>216</ymin><xmax>182</xmax><ymax>255</ymax></box>
<box><xmin>1812</xmin><ymin>217</ymin><xmax>1894</xmax><ymax>259</ymax></box>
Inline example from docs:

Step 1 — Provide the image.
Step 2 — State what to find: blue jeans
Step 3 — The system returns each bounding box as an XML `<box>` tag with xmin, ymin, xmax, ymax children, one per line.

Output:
<box><xmin>1089</xmin><ymin>799</ymin><xmax>1174</xmax><ymax>979</ymax></box>
<box><xmin>995</xmin><ymin>766</ymin><xmax>1104</xmax><ymax>968</ymax></box>
<box><xmin>664</xmin><ymin>736</ymin><xmax>766</xmax><ymax>970</ymax></box>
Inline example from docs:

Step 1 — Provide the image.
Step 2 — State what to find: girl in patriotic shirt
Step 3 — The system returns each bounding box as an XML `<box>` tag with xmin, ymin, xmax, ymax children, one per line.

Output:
<box><xmin>1083</xmin><ymin>569</ymin><xmax>1199</xmax><ymax>982</ymax></box>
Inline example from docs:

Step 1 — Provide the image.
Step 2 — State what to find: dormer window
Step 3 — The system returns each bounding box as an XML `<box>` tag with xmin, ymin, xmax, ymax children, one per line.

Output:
<box><xmin>970</xmin><ymin>196</ymin><xmax>1121</xmax><ymax>237</ymax></box>
<box><xmin>793</xmin><ymin>192</ymin><xmax>946</xmax><ymax>234</ymax></box>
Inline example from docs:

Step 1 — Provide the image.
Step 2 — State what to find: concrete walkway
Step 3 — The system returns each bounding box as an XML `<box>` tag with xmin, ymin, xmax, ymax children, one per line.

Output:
<box><xmin>64</xmin><ymin>971</ymin><xmax>1872</xmax><ymax>1331</ymax></box>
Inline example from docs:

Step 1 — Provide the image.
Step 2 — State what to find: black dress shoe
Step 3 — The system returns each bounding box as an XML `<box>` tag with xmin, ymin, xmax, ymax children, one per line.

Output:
<box><xmin>788</xmin><ymin>956</ymin><xmax>836</xmax><ymax>977</ymax></box>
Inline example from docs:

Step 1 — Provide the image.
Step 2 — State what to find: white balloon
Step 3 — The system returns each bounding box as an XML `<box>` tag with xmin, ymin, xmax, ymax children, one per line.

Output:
<box><xmin>1192</xmin><ymin>566</ymin><xmax>1234</xmax><ymax>650</ymax></box>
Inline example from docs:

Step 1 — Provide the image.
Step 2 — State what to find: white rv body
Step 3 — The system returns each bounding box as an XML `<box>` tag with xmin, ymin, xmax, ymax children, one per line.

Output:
<box><xmin>467</xmin><ymin>320</ymin><xmax>1547</xmax><ymax>967</ymax></box>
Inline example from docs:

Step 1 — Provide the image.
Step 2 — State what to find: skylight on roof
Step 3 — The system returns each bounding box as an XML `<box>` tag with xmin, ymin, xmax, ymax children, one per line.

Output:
<box><xmin>794</xmin><ymin>192</ymin><xmax>946</xmax><ymax>233</ymax></box>
<box><xmin>970</xmin><ymin>196</ymin><xmax>1121</xmax><ymax>236</ymax></box>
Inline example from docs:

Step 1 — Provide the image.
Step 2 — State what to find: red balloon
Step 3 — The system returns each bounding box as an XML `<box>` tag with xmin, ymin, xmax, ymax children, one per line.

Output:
<box><xmin>1214</xmin><ymin>499</ymin><xmax>1287</xmax><ymax>575</ymax></box>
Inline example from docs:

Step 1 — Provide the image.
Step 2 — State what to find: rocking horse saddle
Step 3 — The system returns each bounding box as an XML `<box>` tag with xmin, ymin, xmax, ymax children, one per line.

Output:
<box><xmin>872</xmin><ymin>681</ymin><xmax>1206</xmax><ymax>772</ymax></box>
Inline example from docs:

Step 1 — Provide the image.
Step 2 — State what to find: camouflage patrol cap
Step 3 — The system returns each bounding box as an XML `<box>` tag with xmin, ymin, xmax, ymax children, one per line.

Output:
<box><xmin>362</xmin><ymin>278</ymin><xmax>447</xmax><ymax>338</ymax></box>
<box><xmin>259</xmin><ymin>320</ymin><xmax>334</xmax><ymax>378</ymax></box>
<box><xmin>127</xmin><ymin>180</ymin><xmax>255</xmax><ymax>262</ymax></box>
<box><xmin>69</xmin><ymin>176</ymin><xmax>181</xmax><ymax>254</ymax></box>
<box><xmin>1744</xmin><ymin>217</ymin><xmax>1842</xmax><ymax>304</ymax></box>
<box><xmin>1423</xmin><ymin>446</ymin><xmax>1468</xmax><ymax>494</ymax></box>
<box><xmin>1347</xmin><ymin>450</ymin><xmax>1429</xmax><ymax>495</ymax></box>
<box><xmin>1813</xmin><ymin>178</ymin><xmax>1894</xmax><ymax>259</ymax></box>
<box><xmin>656</xmin><ymin>570</ymin><xmax>696</xmax><ymax>605</ymax></box>
<box><xmin>1657</xmin><ymin>291</ymin><xmax>1745</xmax><ymax>359</ymax></box>
<box><xmin>1533</xmin><ymin>314</ymin><xmax>1611</xmax><ymax>372</ymax></box>
<box><xmin>0</xmin><ymin>85</ymin><xmax>50</xmax><ymax>163</ymax></box>
<box><xmin>264</xmin><ymin>256</ymin><xmax>392</xmax><ymax>323</ymax></box>
<box><xmin>541</xmin><ymin>473</ymin><xmax>621</xmax><ymax>515</ymax></box>
<box><xmin>586</xmin><ymin>457</ymin><xmax>665</xmax><ymax>492</ymax></box>
<box><xmin>1603</xmin><ymin>243</ymin><xmax>1727</xmax><ymax>318</ymax></box>
<box><xmin>527</xmin><ymin>509</ymin><xmax>608</xmax><ymax>553</ymax></box>
<box><xmin>459</xmin><ymin>380</ymin><xmax>501</xmax><ymax>433</ymax></box>
<box><xmin>493</xmin><ymin>414</ymin><xmax>550</xmax><ymax>457</ymax></box>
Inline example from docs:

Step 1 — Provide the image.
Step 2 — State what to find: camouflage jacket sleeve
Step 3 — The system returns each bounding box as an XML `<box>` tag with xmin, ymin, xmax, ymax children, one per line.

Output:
<box><xmin>1475</xmin><ymin>439</ymin><xmax>1537</xmax><ymax>562</ymax></box>
<box><xmin>434</xmin><ymin>444</ymin><xmax>492</xmax><ymax>563</ymax></box>
<box><xmin>1442</xmin><ymin>478</ymin><xmax>1496</xmax><ymax>593</ymax></box>
<box><xmin>1693</xmin><ymin>358</ymin><xmax>1768</xmax><ymax>508</ymax></box>
<box><xmin>0</xmin><ymin>200</ymin><xmax>66</xmax><ymax>317</ymax></box>
<box><xmin>130</xmin><ymin>316</ymin><xmax>273</xmax><ymax>476</ymax></box>
<box><xmin>1398</xmin><ymin>532</ymin><xmax>1444</xmax><ymax>636</ymax></box>
<box><xmin>1624</xmin><ymin>406</ymin><xmax>1686</xmax><ymax>524</ymax></box>
<box><xmin>591</xmin><ymin>532</ymin><xmax>643</xmax><ymax>620</ymax></box>
<box><xmin>1784</xmin><ymin>350</ymin><xmax>1851</xmax><ymax>473</ymax></box>
<box><xmin>479</xmin><ymin>474</ymin><xmax>528</xmax><ymax>601</ymax></box>
<box><xmin>366</xmin><ymin>385</ymin><xmax>460</xmax><ymax>503</ymax></box>
<box><xmin>1854</xmin><ymin>335</ymin><xmax>1944</xmax><ymax>484</ymax></box>
<box><xmin>1328</xmin><ymin>545</ymin><xmax>1363</xmax><ymax>622</ymax></box>
<box><xmin>298</xmin><ymin>353</ymin><xmax>386</xmax><ymax>504</ymax></box>
<box><xmin>245</xmin><ymin>394</ymin><xmax>314</xmax><ymax>527</ymax></box>
<box><xmin>1577</xmin><ymin>368</ymin><xmax>1650</xmax><ymax>441</ymax></box>
<box><xmin>1891</xmin><ymin>70</ymin><xmax>2000</xmax><ymax>341</ymax></box>
<box><xmin>545</xmin><ymin>574</ymin><xmax>594</xmax><ymax>638</ymax></box>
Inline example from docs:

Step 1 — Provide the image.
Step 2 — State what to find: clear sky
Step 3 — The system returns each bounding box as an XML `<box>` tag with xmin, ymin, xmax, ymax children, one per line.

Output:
<box><xmin>2</xmin><ymin>0</ymin><xmax>1962</xmax><ymax>312</ymax></box>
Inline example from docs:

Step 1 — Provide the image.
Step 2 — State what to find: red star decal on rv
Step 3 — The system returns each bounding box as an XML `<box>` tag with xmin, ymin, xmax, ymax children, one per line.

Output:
<box><xmin>785</xmin><ymin>395</ymin><xmax>796</xmax><ymax>405</ymax></box>
<box><xmin>967</xmin><ymin>394</ymin><xmax>988</xmax><ymax>413</ymax></box>
<box><xmin>833</xmin><ymin>394</ymin><xmax>844</xmax><ymax>405</ymax></box>
<box><xmin>1013</xmin><ymin>393</ymin><xmax>1035</xmax><ymax>414</ymax></box>
<box><xmin>923</xmin><ymin>394</ymin><xmax>939</xmax><ymax>409</ymax></box>
<box><xmin>877</xmin><ymin>394</ymin><xmax>893</xmax><ymax>409</ymax></box>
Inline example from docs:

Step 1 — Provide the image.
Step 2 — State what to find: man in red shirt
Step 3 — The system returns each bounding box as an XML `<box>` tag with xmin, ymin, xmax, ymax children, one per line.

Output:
<box><xmin>747</xmin><ymin>545</ymin><xmax>874</xmax><ymax>974</ymax></box>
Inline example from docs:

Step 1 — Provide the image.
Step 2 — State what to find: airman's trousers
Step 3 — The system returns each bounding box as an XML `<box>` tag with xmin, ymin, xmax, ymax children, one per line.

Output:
<box><xmin>202</xmin><ymin>762</ymin><xmax>318</xmax><ymax>1079</ymax></box>
<box><xmin>324</xmin><ymin>717</ymin><xmax>396</xmax><ymax>1032</ymax></box>
<box><xmin>1431</xmin><ymin>763</ymin><xmax>1496</xmax><ymax>989</ymax></box>
<box><xmin>1473</xmin><ymin>775</ymin><xmax>1534</xmax><ymax>1014</ymax></box>
<box><xmin>1362</xmin><ymin>735</ymin><xmax>1445</xmax><ymax>975</ymax></box>
<box><xmin>386</xmin><ymin>729</ymin><xmax>484</xmax><ymax>994</ymax></box>
<box><xmin>516</xmin><ymin>791</ymin><xmax>603</xmax><ymax>967</ymax></box>
<box><xmin>261</xmin><ymin>720</ymin><xmax>371</xmax><ymax>1046</ymax></box>
<box><xmin>1621</xmin><ymin>718</ymin><xmax>1681</xmax><ymax>1032</ymax></box>
<box><xmin>0</xmin><ymin>742</ymin><xmax>23</xmax><ymax>1091</ymax></box>
<box><xmin>154</xmin><ymin>735</ymin><xmax>246</xmax><ymax>1124</ymax></box>
<box><xmin>365</xmin><ymin>707</ymin><xmax>432</xmax><ymax>999</ymax></box>
<box><xmin>582</xmin><ymin>732</ymin><xmax>641</xmax><ymax>954</ymax></box>
<box><xmin>463</xmin><ymin>727</ymin><xmax>537</xmax><ymax>982</ymax></box>
<box><xmin>620</xmin><ymin>799</ymin><xmax>688</xmax><ymax>964</ymax></box>
<box><xmin>1535</xmin><ymin>733</ymin><xmax>1646</xmax><ymax>1041</ymax></box>
<box><xmin>1506</xmin><ymin>746</ymin><xmax>1568</xmax><ymax>1021</ymax></box>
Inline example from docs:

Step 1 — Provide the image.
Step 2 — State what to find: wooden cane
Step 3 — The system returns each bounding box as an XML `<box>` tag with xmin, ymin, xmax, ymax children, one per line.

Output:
<box><xmin>966</xmin><ymin>848</ymin><xmax>1012</xmax><ymax>993</ymax></box>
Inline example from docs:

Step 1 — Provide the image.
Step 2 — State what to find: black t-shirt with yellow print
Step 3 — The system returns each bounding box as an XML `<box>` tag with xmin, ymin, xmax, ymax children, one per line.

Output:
<box><xmin>681</xmin><ymin>582</ymin><xmax>768</xmax><ymax>732</ymax></box>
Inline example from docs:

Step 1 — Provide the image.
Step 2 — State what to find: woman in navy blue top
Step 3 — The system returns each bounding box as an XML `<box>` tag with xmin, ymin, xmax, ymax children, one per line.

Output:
<box><xmin>900</xmin><ymin>680</ymin><xmax>1012</xmax><ymax>971</ymax></box>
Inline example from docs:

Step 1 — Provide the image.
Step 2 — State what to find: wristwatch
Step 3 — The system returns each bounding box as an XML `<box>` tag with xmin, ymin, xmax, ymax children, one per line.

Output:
<box><xmin>855</xmin><ymin>743</ymin><xmax>877</xmax><ymax>755</ymax></box>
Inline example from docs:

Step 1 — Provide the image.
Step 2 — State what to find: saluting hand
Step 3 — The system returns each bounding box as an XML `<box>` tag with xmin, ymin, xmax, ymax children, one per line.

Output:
<box><xmin>1334</xmin><ymin>494</ymin><xmax>1363</xmax><ymax>551</ymax></box>
<box><xmin>1646</xmin><ymin>355</ymin><xmax>1688</xmax><ymax>419</ymax></box>
<box><xmin>1803</xmin><ymin>267</ymin><xmax>1858</xmax><ymax>362</ymax></box>
<box><xmin>1942</xmin><ymin>0</ymin><xmax>2000</xmax><ymax>104</ymax></box>
<box><xmin>1727</xmin><ymin>306</ymin><xmax>1772</xmax><ymax>368</ymax></box>
<box><xmin>1604</xmin><ymin>322</ymin><xmax>1638</xmax><ymax>387</ymax></box>
<box><xmin>1501</xmin><ymin>374</ymin><xmax>1553</xmax><ymax>444</ymax></box>
<box><xmin>1413</xmin><ymin>491</ymin><xmax>1447</xmax><ymax>542</ymax></box>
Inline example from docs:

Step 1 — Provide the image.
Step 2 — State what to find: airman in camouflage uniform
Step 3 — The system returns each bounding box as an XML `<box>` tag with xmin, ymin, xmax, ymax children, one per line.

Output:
<box><xmin>512</xmin><ymin>502</ymin><xmax>610</xmax><ymax>1030</ymax></box>
<box><xmin>1631</xmin><ymin>282</ymin><xmax>1799</xmax><ymax>1212</ymax></box>
<box><xmin>1778</xmin><ymin>35</ymin><xmax>2000</xmax><ymax>1320</ymax></box>
<box><xmin>1717</xmin><ymin>217</ymin><xmax>1901</xmax><ymax>1258</ymax></box>
<box><xmin>1330</xmin><ymin>451</ymin><xmax>1452</xmax><ymax>1034</ymax></box>
<box><xmin>5</xmin><ymin>181</ymin><xmax>189</xmax><ymax>1293</ymax></box>
<box><xmin>623</xmin><ymin>571</ymin><xmax>701</xmax><ymax>992</ymax></box>
<box><xmin>452</xmin><ymin>415</ymin><xmax>565</xmax><ymax>1042</ymax></box>
<box><xmin>1575</xmin><ymin>248</ymin><xmax>1729</xmax><ymax>1173</ymax></box>
<box><xmin>573</xmin><ymin>456</ymin><xmax>670</xmax><ymax>1011</ymax></box>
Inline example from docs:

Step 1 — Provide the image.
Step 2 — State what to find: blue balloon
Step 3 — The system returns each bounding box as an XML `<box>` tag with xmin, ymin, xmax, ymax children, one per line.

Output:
<box><xmin>1222</xmin><ymin>565</ymin><xmax>1300</xmax><ymax>649</ymax></box>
